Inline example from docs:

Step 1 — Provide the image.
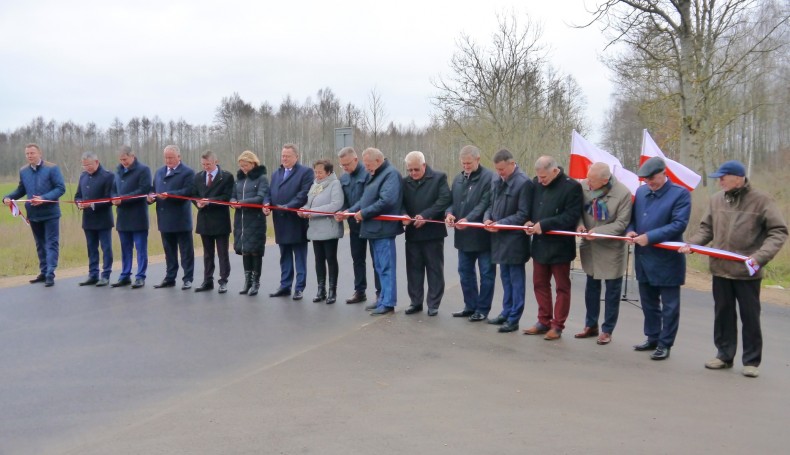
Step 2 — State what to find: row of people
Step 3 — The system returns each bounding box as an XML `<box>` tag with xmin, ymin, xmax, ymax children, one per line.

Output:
<box><xmin>3</xmin><ymin>143</ymin><xmax>787</xmax><ymax>378</ymax></box>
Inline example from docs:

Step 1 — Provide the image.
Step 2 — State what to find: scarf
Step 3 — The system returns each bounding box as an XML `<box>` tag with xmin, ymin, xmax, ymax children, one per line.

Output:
<box><xmin>308</xmin><ymin>172</ymin><xmax>337</xmax><ymax>197</ymax></box>
<box><xmin>585</xmin><ymin>180</ymin><xmax>612</xmax><ymax>221</ymax></box>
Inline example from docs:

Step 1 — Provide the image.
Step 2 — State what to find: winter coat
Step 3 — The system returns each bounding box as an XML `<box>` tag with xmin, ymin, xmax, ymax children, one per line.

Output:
<box><xmin>303</xmin><ymin>173</ymin><xmax>345</xmax><ymax>241</ymax></box>
<box><xmin>193</xmin><ymin>167</ymin><xmax>234</xmax><ymax>236</ymax></box>
<box><xmin>74</xmin><ymin>164</ymin><xmax>114</xmax><ymax>230</ymax></box>
<box><xmin>688</xmin><ymin>180</ymin><xmax>787</xmax><ymax>280</ymax></box>
<box><xmin>529</xmin><ymin>168</ymin><xmax>584</xmax><ymax>265</ymax></box>
<box><xmin>269</xmin><ymin>162</ymin><xmax>314</xmax><ymax>245</ymax></box>
<box><xmin>340</xmin><ymin>162</ymin><xmax>368</xmax><ymax>234</ymax></box>
<box><xmin>231</xmin><ymin>165</ymin><xmax>270</xmax><ymax>255</ymax></box>
<box><xmin>347</xmin><ymin>159</ymin><xmax>403</xmax><ymax>240</ymax></box>
<box><xmin>483</xmin><ymin>168</ymin><xmax>533</xmax><ymax>265</ymax></box>
<box><xmin>447</xmin><ymin>165</ymin><xmax>494</xmax><ymax>252</ymax></box>
<box><xmin>4</xmin><ymin>160</ymin><xmax>66</xmax><ymax>222</ymax></box>
<box><xmin>578</xmin><ymin>177</ymin><xmax>632</xmax><ymax>279</ymax></box>
<box><xmin>628</xmin><ymin>179</ymin><xmax>691</xmax><ymax>286</ymax></box>
<box><xmin>113</xmin><ymin>159</ymin><xmax>151</xmax><ymax>232</ymax></box>
<box><xmin>151</xmin><ymin>162</ymin><xmax>196</xmax><ymax>233</ymax></box>
<box><xmin>402</xmin><ymin>166</ymin><xmax>451</xmax><ymax>242</ymax></box>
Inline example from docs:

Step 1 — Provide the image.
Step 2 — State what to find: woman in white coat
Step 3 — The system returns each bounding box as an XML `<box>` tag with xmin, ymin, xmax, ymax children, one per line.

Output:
<box><xmin>300</xmin><ymin>160</ymin><xmax>345</xmax><ymax>303</ymax></box>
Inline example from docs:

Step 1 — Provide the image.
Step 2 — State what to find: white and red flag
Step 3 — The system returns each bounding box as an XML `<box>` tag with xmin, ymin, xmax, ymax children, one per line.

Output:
<box><xmin>569</xmin><ymin>130</ymin><xmax>640</xmax><ymax>195</ymax></box>
<box><xmin>8</xmin><ymin>200</ymin><xmax>30</xmax><ymax>225</ymax></box>
<box><xmin>640</xmin><ymin>129</ymin><xmax>701</xmax><ymax>191</ymax></box>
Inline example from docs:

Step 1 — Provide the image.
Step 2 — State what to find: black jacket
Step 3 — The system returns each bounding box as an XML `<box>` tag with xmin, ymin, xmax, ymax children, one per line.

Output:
<box><xmin>484</xmin><ymin>168</ymin><xmax>533</xmax><ymax>264</ymax></box>
<box><xmin>75</xmin><ymin>164</ymin><xmax>114</xmax><ymax>230</ymax></box>
<box><xmin>529</xmin><ymin>169</ymin><xmax>584</xmax><ymax>264</ymax></box>
<box><xmin>193</xmin><ymin>167</ymin><xmax>234</xmax><ymax>236</ymax></box>
<box><xmin>402</xmin><ymin>166</ymin><xmax>452</xmax><ymax>242</ymax></box>
<box><xmin>113</xmin><ymin>159</ymin><xmax>151</xmax><ymax>232</ymax></box>
<box><xmin>448</xmin><ymin>165</ymin><xmax>494</xmax><ymax>252</ymax></box>
<box><xmin>231</xmin><ymin>165</ymin><xmax>269</xmax><ymax>255</ymax></box>
<box><xmin>340</xmin><ymin>162</ymin><xmax>368</xmax><ymax>234</ymax></box>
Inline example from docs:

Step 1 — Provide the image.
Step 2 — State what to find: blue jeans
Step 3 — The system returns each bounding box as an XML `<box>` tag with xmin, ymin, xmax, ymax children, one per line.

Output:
<box><xmin>84</xmin><ymin>228</ymin><xmax>113</xmax><ymax>280</ymax></box>
<box><xmin>584</xmin><ymin>275</ymin><xmax>622</xmax><ymax>334</ymax></box>
<box><xmin>458</xmin><ymin>250</ymin><xmax>496</xmax><ymax>316</ymax></box>
<box><xmin>499</xmin><ymin>263</ymin><xmax>526</xmax><ymax>324</ymax></box>
<box><xmin>370</xmin><ymin>237</ymin><xmax>397</xmax><ymax>308</ymax></box>
<box><xmin>639</xmin><ymin>282</ymin><xmax>681</xmax><ymax>348</ymax></box>
<box><xmin>118</xmin><ymin>230</ymin><xmax>148</xmax><ymax>280</ymax></box>
<box><xmin>29</xmin><ymin>218</ymin><xmax>59</xmax><ymax>279</ymax></box>
<box><xmin>279</xmin><ymin>242</ymin><xmax>308</xmax><ymax>291</ymax></box>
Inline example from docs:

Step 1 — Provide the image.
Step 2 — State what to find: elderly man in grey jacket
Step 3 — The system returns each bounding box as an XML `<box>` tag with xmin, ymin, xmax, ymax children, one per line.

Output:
<box><xmin>575</xmin><ymin>162</ymin><xmax>633</xmax><ymax>345</ymax></box>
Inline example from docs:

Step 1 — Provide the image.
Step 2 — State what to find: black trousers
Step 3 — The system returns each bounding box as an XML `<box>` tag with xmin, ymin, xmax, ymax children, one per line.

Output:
<box><xmin>313</xmin><ymin>239</ymin><xmax>339</xmax><ymax>286</ymax></box>
<box><xmin>161</xmin><ymin>231</ymin><xmax>194</xmax><ymax>283</ymax></box>
<box><xmin>712</xmin><ymin>276</ymin><xmax>763</xmax><ymax>366</ymax></box>
<box><xmin>349</xmin><ymin>230</ymin><xmax>380</xmax><ymax>295</ymax></box>
<box><xmin>405</xmin><ymin>238</ymin><xmax>445</xmax><ymax>310</ymax></box>
<box><xmin>201</xmin><ymin>234</ymin><xmax>230</xmax><ymax>284</ymax></box>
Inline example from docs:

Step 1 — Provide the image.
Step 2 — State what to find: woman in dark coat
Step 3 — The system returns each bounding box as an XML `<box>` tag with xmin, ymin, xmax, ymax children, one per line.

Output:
<box><xmin>231</xmin><ymin>150</ymin><xmax>270</xmax><ymax>296</ymax></box>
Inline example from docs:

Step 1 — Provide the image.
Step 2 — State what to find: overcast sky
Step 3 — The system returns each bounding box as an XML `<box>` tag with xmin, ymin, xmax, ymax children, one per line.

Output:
<box><xmin>0</xmin><ymin>0</ymin><xmax>614</xmax><ymax>140</ymax></box>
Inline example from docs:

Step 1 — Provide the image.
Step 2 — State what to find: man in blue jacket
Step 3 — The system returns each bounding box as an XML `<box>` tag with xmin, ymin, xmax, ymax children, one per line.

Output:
<box><xmin>627</xmin><ymin>157</ymin><xmax>691</xmax><ymax>360</ymax></box>
<box><xmin>148</xmin><ymin>145</ymin><xmax>196</xmax><ymax>290</ymax></box>
<box><xmin>74</xmin><ymin>152</ymin><xmax>115</xmax><ymax>287</ymax></box>
<box><xmin>3</xmin><ymin>143</ymin><xmax>66</xmax><ymax>287</ymax></box>
<box><xmin>343</xmin><ymin>147</ymin><xmax>403</xmax><ymax>315</ymax></box>
<box><xmin>266</xmin><ymin>143</ymin><xmax>314</xmax><ymax>300</ymax></box>
<box><xmin>338</xmin><ymin>147</ymin><xmax>381</xmax><ymax>304</ymax></box>
<box><xmin>111</xmin><ymin>146</ymin><xmax>151</xmax><ymax>288</ymax></box>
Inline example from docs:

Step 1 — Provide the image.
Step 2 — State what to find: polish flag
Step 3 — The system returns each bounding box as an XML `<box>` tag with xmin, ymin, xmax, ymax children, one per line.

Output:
<box><xmin>569</xmin><ymin>130</ymin><xmax>640</xmax><ymax>195</ymax></box>
<box><xmin>8</xmin><ymin>200</ymin><xmax>30</xmax><ymax>225</ymax></box>
<box><xmin>640</xmin><ymin>130</ymin><xmax>701</xmax><ymax>191</ymax></box>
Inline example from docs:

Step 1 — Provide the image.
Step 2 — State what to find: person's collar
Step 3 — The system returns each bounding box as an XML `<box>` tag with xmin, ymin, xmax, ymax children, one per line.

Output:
<box><xmin>31</xmin><ymin>159</ymin><xmax>43</xmax><ymax>170</ymax></box>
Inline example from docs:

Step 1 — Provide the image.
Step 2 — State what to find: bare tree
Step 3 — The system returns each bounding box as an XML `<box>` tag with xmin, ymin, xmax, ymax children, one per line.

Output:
<box><xmin>364</xmin><ymin>87</ymin><xmax>388</xmax><ymax>148</ymax></box>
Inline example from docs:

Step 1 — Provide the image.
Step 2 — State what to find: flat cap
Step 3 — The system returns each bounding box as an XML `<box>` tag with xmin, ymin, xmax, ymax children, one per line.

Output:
<box><xmin>637</xmin><ymin>156</ymin><xmax>666</xmax><ymax>178</ymax></box>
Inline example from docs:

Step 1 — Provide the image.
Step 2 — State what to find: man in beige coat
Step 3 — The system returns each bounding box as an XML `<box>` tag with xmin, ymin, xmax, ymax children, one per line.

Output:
<box><xmin>575</xmin><ymin>162</ymin><xmax>633</xmax><ymax>345</ymax></box>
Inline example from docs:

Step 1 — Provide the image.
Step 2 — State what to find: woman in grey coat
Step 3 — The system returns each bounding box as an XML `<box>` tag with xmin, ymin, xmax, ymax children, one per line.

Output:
<box><xmin>300</xmin><ymin>160</ymin><xmax>344</xmax><ymax>303</ymax></box>
<box><xmin>231</xmin><ymin>150</ymin><xmax>270</xmax><ymax>296</ymax></box>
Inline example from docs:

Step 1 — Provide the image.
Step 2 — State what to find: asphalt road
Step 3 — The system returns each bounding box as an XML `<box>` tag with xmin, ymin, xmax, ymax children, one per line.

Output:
<box><xmin>1</xmin><ymin>232</ymin><xmax>789</xmax><ymax>454</ymax></box>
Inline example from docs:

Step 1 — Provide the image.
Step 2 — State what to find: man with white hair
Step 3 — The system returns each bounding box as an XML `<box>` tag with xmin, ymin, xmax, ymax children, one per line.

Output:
<box><xmin>401</xmin><ymin>151</ymin><xmax>451</xmax><ymax>316</ymax></box>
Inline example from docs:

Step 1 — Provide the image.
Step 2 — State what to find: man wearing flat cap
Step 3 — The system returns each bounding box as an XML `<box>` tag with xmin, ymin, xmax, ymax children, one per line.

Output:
<box><xmin>680</xmin><ymin>160</ymin><xmax>787</xmax><ymax>378</ymax></box>
<box><xmin>626</xmin><ymin>156</ymin><xmax>691</xmax><ymax>361</ymax></box>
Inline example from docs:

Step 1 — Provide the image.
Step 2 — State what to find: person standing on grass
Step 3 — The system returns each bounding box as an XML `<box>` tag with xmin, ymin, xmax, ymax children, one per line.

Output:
<box><xmin>74</xmin><ymin>151</ymin><xmax>115</xmax><ymax>287</ymax></box>
<box><xmin>3</xmin><ymin>143</ymin><xmax>66</xmax><ymax>287</ymax></box>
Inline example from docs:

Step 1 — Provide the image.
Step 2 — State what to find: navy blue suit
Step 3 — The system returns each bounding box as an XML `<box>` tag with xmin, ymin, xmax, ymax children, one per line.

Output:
<box><xmin>4</xmin><ymin>160</ymin><xmax>66</xmax><ymax>280</ymax></box>
<box><xmin>75</xmin><ymin>165</ymin><xmax>115</xmax><ymax>280</ymax></box>
<box><xmin>152</xmin><ymin>162</ymin><xmax>196</xmax><ymax>284</ymax></box>
<box><xmin>270</xmin><ymin>162</ymin><xmax>314</xmax><ymax>292</ymax></box>
<box><xmin>114</xmin><ymin>159</ymin><xmax>151</xmax><ymax>281</ymax></box>
<box><xmin>628</xmin><ymin>179</ymin><xmax>691</xmax><ymax>348</ymax></box>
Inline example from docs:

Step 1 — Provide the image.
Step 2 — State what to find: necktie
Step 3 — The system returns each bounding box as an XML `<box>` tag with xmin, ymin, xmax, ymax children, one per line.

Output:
<box><xmin>166</xmin><ymin>167</ymin><xmax>173</xmax><ymax>177</ymax></box>
<box><xmin>207</xmin><ymin>173</ymin><xmax>213</xmax><ymax>187</ymax></box>
<box><xmin>284</xmin><ymin>168</ymin><xmax>291</xmax><ymax>180</ymax></box>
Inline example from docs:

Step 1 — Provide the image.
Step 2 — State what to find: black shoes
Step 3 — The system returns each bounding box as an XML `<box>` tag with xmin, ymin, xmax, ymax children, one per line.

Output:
<box><xmin>44</xmin><ymin>278</ymin><xmax>55</xmax><ymax>287</ymax></box>
<box><xmin>452</xmin><ymin>309</ymin><xmax>475</xmax><ymax>318</ymax></box>
<box><xmin>131</xmin><ymin>278</ymin><xmax>145</xmax><ymax>289</ymax></box>
<box><xmin>370</xmin><ymin>306</ymin><xmax>394</xmax><ymax>316</ymax></box>
<box><xmin>111</xmin><ymin>278</ymin><xmax>132</xmax><ymax>288</ymax></box>
<box><xmin>633</xmin><ymin>340</ymin><xmax>659</xmax><ymax>351</ymax></box>
<box><xmin>181</xmin><ymin>281</ymin><xmax>192</xmax><ymax>290</ymax></box>
<box><xmin>269</xmin><ymin>287</ymin><xmax>290</xmax><ymax>297</ymax></box>
<box><xmin>195</xmin><ymin>282</ymin><xmax>214</xmax><ymax>292</ymax></box>
<box><xmin>346</xmin><ymin>292</ymin><xmax>367</xmax><ymax>304</ymax></box>
<box><xmin>313</xmin><ymin>287</ymin><xmax>327</xmax><ymax>303</ymax></box>
<box><xmin>650</xmin><ymin>346</ymin><xmax>671</xmax><ymax>360</ymax></box>
<box><xmin>29</xmin><ymin>274</ymin><xmax>46</xmax><ymax>284</ymax></box>
<box><xmin>96</xmin><ymin>278</ymin><xmax>110</xmax><ymax>287</ymax></box>
<box><xmin>498</xmin><ymin>321</ymin><xmax>519</xmax><ymax>333</ymax></box>
<box><xmin>469</xmin><ymin>313</ymin><xmax>487</xmax><ymax>322</ymax></box>
<box><xmin>292</xmin><ymin>290</ymin><xmax>304</xmax><ymax>300</ymax></box>
<box><xmin>154</xmin><ymin>280</ymin><xmax>176</xmax><ymax>289</ymax></box>
<box><xmin>487</xmin><ymin>315</ymin><xmax>507</xmax><ymax>325</ymax></box>
<box><xmin>326</xmin><ymin>287</ymin><xmax>337</xmax><ymax>304</ymax></box>
<box><xmin>79</xmin><ymin>277</ymin><xmax>99</xmax><ymax>286</ymax></box>
<box><xmin>405</xmin><ymin>305</ymin><xmax>423</xmax><ymax>315</ymax></box>
<box><xmin>427</xmin><ymin>308</ymin><xmax>439</xmax><ymax>317</ymax></box>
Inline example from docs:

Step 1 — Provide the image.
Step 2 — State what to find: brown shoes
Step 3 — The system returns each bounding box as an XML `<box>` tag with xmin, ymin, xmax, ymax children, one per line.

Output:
<box><xmin>544</xmin><ymin>329</ymin><xmax>562</xmax><ymax>340</ymax></box>
<box><xmin>574</xmin><ymin>326</ymin><xmax>599</xmax><ymax>338</ymax></box>
<box><xmin>596</xmin><ymin>333</ymin><xmax>612</xmax><ymax>345</ymax></box>
<box><xmin>522</xmin><ymin>324</ymin><xmax>549</xmax><ymax>335</ymax></box>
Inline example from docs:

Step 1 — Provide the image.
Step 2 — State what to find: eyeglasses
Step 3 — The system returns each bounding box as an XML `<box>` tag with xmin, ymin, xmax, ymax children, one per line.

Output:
<box><xmin>407</xmin><ymin>168</ymin><xmax>422</xmax><ymax>173</ymax></box>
